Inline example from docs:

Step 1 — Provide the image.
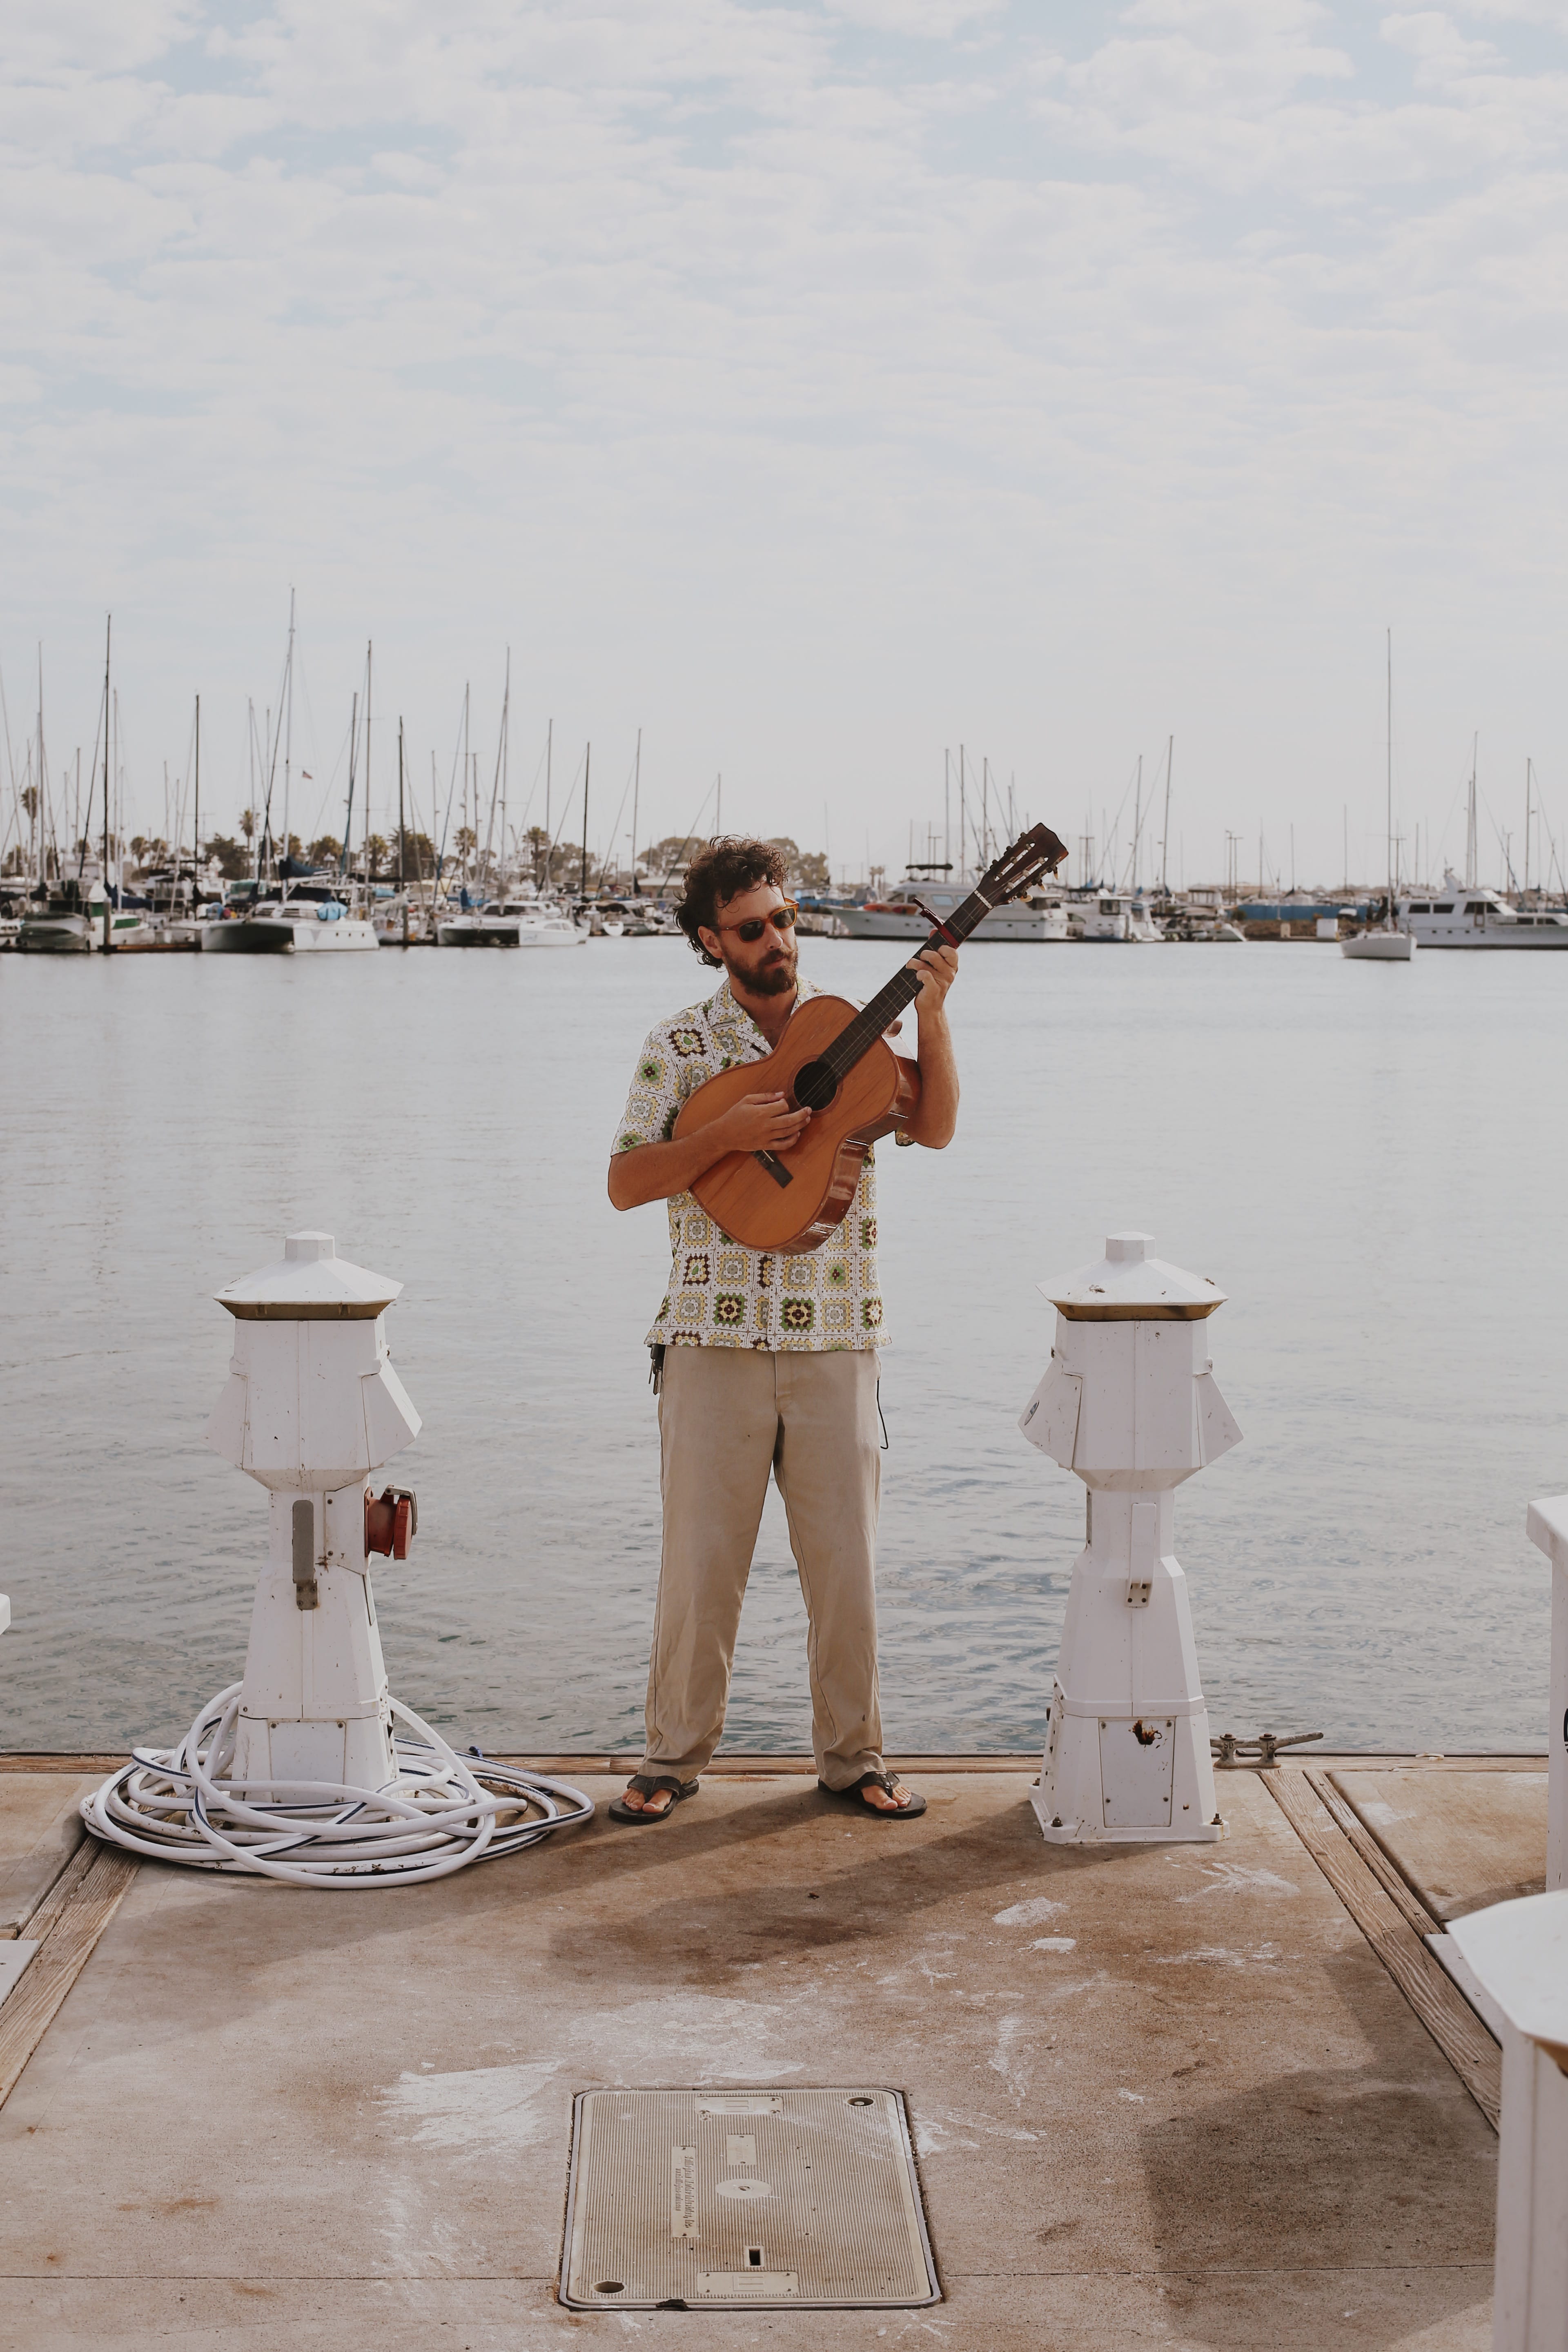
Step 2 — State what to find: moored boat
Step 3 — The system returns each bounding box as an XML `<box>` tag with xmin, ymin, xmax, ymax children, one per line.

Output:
<box><xmin>1399</xmin><ymin>875</ymin><xmax>1568</xmax><ymax>948</ymax></box>
<box><xmin>839</xmin><ymin>875</ymin><xmax>1069</xmax><ymax>942</ymax></box>
<box><xmin>200</xmin><ymin>881</ymin><xmax>378</xmax><ymax>953</ymax></box>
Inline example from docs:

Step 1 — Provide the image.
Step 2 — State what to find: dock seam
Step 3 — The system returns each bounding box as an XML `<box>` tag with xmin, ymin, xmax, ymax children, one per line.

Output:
<box><xmin>1263</xmin><ymin>1767</ymin><xmax>1502</xmax><ymax>2131</ymax></box>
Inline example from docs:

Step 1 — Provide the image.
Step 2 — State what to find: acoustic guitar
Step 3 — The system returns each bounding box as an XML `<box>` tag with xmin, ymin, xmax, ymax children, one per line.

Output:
<box><xmin>674</xmin><ymin>823</ymin><xmax>1069</xmax><ymax>1252</ymax></box>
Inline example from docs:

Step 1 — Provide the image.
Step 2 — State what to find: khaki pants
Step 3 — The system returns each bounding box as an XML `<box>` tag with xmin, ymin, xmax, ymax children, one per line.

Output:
<box><xmin>640</xmin><ymin>1346</ymin><xmax>884</xmax><ymax>1790</ymax></box>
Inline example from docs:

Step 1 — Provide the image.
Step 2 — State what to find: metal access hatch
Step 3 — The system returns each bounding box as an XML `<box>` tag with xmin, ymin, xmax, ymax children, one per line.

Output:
<box><xmin>559</xmin><ymin>2086</ymin><xmax>940</xmax><ymax>2311</ymax></box>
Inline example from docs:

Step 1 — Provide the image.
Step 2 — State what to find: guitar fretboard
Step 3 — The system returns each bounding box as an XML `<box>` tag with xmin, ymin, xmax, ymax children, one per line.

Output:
<box><xmin>819</xmin><ymin>882</ymin><xmax>1000</xmax><ymax>1084</ymax></box>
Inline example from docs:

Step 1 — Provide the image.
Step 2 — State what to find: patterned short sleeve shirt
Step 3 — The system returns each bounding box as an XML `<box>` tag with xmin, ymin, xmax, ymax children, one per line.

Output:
<box><xmin>615</xmin><ymin>975</ymin><xmax>886</xmax><ymax>1352</ymax></box>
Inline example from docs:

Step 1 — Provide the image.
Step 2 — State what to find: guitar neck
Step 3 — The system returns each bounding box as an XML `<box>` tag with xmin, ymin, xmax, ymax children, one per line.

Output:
<box><xmin>820</xmin><ymin>881</ymin><xmax>1004</xmax><ymax>1082</ymax></box>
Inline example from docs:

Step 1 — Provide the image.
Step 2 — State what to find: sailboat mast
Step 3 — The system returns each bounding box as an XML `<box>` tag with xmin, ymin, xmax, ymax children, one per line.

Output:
<box><xmin>581</xmin><ymin>743</ymin><xmax>591</xmax><ymax>900</ymax></box>
<box><xmin>1385</xmin><ymin>627</ymin><xmax>1393</xmax><ymax>907</ymax></box>
<box><xmin>193</xmin><ymin>695</ymin><xmax>200</xmax><ymax>903</ymax></box>
<box><xmin>282</xmin><ymin>588</ymin><xmax>295</xmax><ymax>895</ymax></box>
<box><xmin>37</xmin><ymin>648</ymin><xmax>45</xmax><ymax>890</ymax></box>
<box><xmin>1160</xmin><ymin>735</ymin><xmax>1173</xmax><ymax>895</ymax></box>
<box><xmin>344</xmin><ymin>693</ymin><xmax>359</xmax><ymax>884</ymax></box>
<box><xmin>364</xmin><ymin>641</ymin><xmax>372</xmax><ymax>893</ymax></box>
<box><xmin>1132</xmin><ymin>755</ymin><xmax>1142</xmax><ymax>895</ymax></box>
<box><xmin>500</xmin><ymin>650</ymin><xmax>510</xmax><ymax>887</ymax></box>
<box><xmin>101</xmin><ymin>617</ymin><xmax>111</xmax><ymax>950</ymax></box>
<box><xmin>944</xmin><ymin>751</ymin><xmax>950</xmax><ymax>878</ymax></box>
<box><xmin>630</xmin><ymin>725</ymin><xmax>641</xmax><ymax>887</ymax></box>
<box><xmin>398</xmin><ymin>717</ymin><xmax>408</xmax><ymax>945</ymax></box>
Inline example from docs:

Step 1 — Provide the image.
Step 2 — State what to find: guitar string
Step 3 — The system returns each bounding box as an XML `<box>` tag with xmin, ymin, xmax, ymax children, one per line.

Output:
<box><xmin>820</xmin><ymin>885</ymin><xmax>1002</xmax><ymax>1080</ymax></box>
<box><xmin>819</xmin><ymin>829</ymin><xmax>1060</xmax><ymax>1075</ymax></box>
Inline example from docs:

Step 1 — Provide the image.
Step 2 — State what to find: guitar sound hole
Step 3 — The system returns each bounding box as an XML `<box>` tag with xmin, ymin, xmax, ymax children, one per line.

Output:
<box><xmin>793</xmin><ymin>1058</ymin><xmax>839</xmax><ymax>1111</ymax></box>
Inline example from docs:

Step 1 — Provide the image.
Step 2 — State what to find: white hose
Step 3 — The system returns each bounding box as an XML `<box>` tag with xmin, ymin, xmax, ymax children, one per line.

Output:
<box><xmin>82</xmin><ymin>1683</ymin><xmax>593</xmax><ymax>1887</ymax></box>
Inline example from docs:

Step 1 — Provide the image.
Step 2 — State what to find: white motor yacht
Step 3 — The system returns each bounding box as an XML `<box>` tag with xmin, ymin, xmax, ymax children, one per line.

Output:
<box><xmin>1397</xmin><ymin>874</ymin><xmax>1568</xmax><ymax>948</ymax></box>
<box><xmin>838</xmin><ymin>876</ymin><xmax>1069</xmax><ymax>942</ymax></box>
<box><xmin>437</xmin><ymin>903</ymin><xmax>517</xmax><ymax>947</ymax></box>
<box><xmin>1068</xmin><ymin>891</ymin><xmax>1165</xmax><ymax>943</ymax></box>
<box><xmin>437</xmin><ymin>898</ymin><xmax>586</xmax><ymax>947</ymax></box>
<box><xmin>510</xmin><ymin>900</ymin><xmax>588</xmax><ymax>948</ymax></box>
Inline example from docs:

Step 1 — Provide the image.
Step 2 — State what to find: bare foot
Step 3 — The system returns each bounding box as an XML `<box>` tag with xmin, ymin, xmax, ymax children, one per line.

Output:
<box><xmin>860</xmin><ymin>1777</ymin><xmax>913</xmax><ymax>1811</ymax></box>
<box><xmin>618</xmin><ymin>1782</ymin><xmax>675</xmax><ymax>1816</ymax></box>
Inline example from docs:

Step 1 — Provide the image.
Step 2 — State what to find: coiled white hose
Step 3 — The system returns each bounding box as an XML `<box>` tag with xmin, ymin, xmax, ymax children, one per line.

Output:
<box><xmin>82</xmin><ymin>1683</ymin><xmax>593</xmax><ymax>1886</ymax></box>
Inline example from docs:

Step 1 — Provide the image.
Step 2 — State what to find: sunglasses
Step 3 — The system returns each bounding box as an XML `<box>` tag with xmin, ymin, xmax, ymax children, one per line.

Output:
<box><xmin>715</xmin><ymin>900</ymin><xmax>799</xmax><ymax>944</ymax></box>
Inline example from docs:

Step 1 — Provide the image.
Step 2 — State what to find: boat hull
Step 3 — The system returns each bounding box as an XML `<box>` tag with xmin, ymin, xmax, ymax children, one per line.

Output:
<box><xmin>1404</xmin><ymin>926</ymin><xmax>1568</xmax><ymax>949</ymax></box>
<box><xmin>837</xmin><ymin>905</ymin><xmax>1067</xmax><ymax>942</ymax></box>
<box><xmin>18</xmin><ymin>918</ymin><xmax>93</xmax><ymax>953</ymax></box>
<box><xmin>437</xmin><ymin>920</ymin><xmax>519</xmax><ymax>947</ymax></box>
<box><xmin>1341</xmin><ymin>931</ymin><xmax>1416</xmax><ymax>962</ymax></box>
<box><xmin>200</xmin><ymin>918</ymin><xmax>379</xmax><ymax>954</ymax></box>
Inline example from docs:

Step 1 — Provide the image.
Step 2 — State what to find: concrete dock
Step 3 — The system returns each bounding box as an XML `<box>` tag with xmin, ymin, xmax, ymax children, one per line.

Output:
<box><xmin>0</xmin><ymin>1755</ymin><xmax>1546</xmax><ymax>2351</ymax></box>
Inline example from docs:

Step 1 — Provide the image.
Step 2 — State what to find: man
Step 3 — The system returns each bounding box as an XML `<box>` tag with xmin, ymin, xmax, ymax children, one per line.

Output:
<box><xmin>607</xmin><ymin>836</ymin><xmax>959</xmax><ymax>1822</ymax></box>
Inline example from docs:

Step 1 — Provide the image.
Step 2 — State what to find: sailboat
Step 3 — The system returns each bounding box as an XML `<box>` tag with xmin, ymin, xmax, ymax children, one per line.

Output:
<box><xmin>1342</xmin><ymin>631</ymin><xmax>1416</xmax><ymax>964</ymax></box>
<box><xmin>203</xmin><ymin>606</ymin><xmax>378</xmax><ymax>955</ymax></box>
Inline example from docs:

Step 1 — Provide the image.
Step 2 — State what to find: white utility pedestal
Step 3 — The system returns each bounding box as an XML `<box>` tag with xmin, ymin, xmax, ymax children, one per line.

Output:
<box><xmin>204</xmin><ymin>1230</ymin><xmax>420</xmax><ymax>1790</ymax></box>
<box><xmin>84</xmin><ymin>1229</ymin><xmax>592</xmax><ymax>1883</ymax></box>
<box><xmin>1524</xmin><ymin>1495</ymin><xmax>1568</xmax><ymax>1891</ymax></box>
<box><xmin>1019</xmin><ymin>1231</ymin><xmax>1240</xmax><ymax>1845</ymax></box>
<box><xmin>1448</xmin><ymin>1891</ymin><xmax>1568</xmax><ymax>2352</ymax></box>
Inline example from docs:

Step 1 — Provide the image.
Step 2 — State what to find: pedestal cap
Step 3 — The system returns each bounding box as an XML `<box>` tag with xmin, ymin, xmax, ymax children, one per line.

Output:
<box><xmin>215</xmin><ymin>1231</ymin><xmax>402</xmax><ymax>1322</ymax></box>
<box><xmin>1040</xmin><ymin>1232</ymin><xmax>1225</xmax><ymax>1323</ymax></box>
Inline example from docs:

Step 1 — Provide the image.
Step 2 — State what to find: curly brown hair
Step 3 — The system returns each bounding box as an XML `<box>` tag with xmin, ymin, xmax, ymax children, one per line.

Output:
<box><xmin>677</xmin><ymin>836</ymin><xmax>789</xmax><ymax>967</ymax></box>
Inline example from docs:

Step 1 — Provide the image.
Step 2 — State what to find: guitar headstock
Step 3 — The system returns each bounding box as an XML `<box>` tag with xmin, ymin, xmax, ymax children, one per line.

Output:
<box><xmin>980</xmin><ymin>822</ymin><xmax>1069</xmax><ymax>905</ymax></box>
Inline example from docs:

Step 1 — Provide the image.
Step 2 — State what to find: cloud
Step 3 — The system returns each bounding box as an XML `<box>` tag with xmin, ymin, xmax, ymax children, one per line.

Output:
<box><xmin>3</xmin><ymin>0</ymin><xmax>1568</xmax><ymax>876</ymax></box>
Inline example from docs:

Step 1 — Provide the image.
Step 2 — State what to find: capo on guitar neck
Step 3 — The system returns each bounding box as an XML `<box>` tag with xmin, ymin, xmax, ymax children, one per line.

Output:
<box><xmin>907</xmin><ymin>898</ymin><xmax>962</xmax><ymax>947</ymax></box>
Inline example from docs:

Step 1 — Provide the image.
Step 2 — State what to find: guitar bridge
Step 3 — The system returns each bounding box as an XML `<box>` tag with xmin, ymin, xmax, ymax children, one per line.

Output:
<box><xmin>753</xmin><ymin>1150</ymin><xmax>793</xmax><ymax>1189</ymax></box>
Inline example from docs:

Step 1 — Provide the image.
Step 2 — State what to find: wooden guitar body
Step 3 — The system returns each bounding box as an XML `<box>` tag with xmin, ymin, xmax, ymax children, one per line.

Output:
<box><xmin>673</xmin><ymin>994</ymin><xmax>921</xmax><ymax>1252</ymax></box>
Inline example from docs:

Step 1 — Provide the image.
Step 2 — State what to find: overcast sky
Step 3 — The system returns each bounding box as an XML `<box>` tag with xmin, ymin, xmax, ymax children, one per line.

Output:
<box><xmin>4</xmin><ymin>0</ymin><xmax>1567</xmax><ymax>889</ymax></box>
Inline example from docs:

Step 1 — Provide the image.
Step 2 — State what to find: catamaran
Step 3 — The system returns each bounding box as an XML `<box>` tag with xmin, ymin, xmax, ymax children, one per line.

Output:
<box><xmin>201</xmin><ymin>878</ymin><xmax>379</xmax><ymax>953</ymax></box>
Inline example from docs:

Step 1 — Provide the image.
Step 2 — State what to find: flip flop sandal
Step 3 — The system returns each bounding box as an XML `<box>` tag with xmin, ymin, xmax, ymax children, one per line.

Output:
<box><xmin>608</xmin><ymin>1773</ymin><xmax>700</xmax><ymax>1826</ymax></box>
<box><xmin>817</xmin><ymin>1770</ymin><xmax>927</xmax><ymax>1820</ymax></box>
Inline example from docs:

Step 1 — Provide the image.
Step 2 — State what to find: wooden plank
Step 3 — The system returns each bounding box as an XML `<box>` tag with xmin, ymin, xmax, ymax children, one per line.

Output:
<box><xmin>0</xmin><ymin>1748</ymin><xmax>1547</xmax><ymax>1774</ymax></box>
<box><xmin>486</xmin><ymin>1753</ymin><xmax>1043</xmax><ymax>1777</ymax></box>
<box><xmin>0</xmin><ymin>1841</ymin><xmax>139</xmax><ymax>2111</ymax></box>
<box><xmin>1263</xmin><ymin>1769</ymin><xmax>1501</xmax><ymax>2132</ymax></box>
<box><xmin>1305</xmin><ymin>1768</ymin><xmax>1442</xmax><ymax>1935</ymax></box>
<box><xmin>1330</xmin><ymin>1767</ymin><xmax>1547</xmax><ymax>1923</ymax></box>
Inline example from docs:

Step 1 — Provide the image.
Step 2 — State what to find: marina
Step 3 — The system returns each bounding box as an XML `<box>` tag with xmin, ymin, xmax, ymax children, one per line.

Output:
<box><xmin>9</xmin><ymin>4</ymin><xmax>1568</xmax><ymax>2343</ymax></box>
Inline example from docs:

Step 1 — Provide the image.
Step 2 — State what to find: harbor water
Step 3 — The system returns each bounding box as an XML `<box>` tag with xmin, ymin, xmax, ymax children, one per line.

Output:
<box><xmin>0</xmin><ymin>938</ymin><xmax>1561</xmax><ymax>1759</ymax></box>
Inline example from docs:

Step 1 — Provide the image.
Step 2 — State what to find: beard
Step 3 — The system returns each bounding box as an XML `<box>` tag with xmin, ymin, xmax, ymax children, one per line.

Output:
<box><xmin>729</xmin><ymin>944</ymin><xmax>797</xmax><ymax>997</ymax></box>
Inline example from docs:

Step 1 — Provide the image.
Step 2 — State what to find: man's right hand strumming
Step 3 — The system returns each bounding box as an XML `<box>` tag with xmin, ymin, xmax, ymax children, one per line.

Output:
<box><xmin>608</xmin><ymin>1092</ymin><xmax>811</xmax><ymax>1212</ymax></box>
